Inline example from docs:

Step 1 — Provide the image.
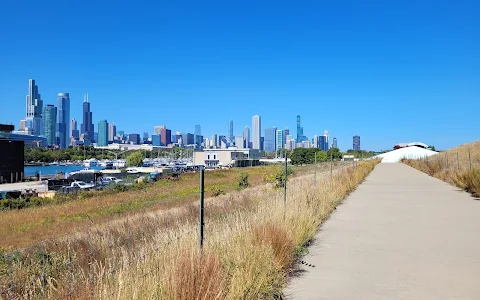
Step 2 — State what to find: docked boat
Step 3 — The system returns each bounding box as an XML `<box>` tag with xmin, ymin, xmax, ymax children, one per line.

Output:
<box><xmin>83</xmin><ymin>158</ymin><xmax>98</xmax><ymax>167</ymax></box>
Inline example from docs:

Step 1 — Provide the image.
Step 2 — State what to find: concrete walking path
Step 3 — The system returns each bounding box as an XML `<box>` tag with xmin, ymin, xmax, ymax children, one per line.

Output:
<box><xmin>285</xmin><ymin>163</ymin><xmax>480</xmax><ymax>300</ymax></box>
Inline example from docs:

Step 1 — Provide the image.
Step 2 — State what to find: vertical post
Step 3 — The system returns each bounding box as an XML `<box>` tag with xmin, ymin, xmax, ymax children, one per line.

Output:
<box><xmin>330</xmin><ymin>153</ymin><xmax>333</xmax><ymax>184</ymax></box>
<box><xmin>5</xmin><ymin>253</ymin><xmax>14</xmax><ymax>299</ymax></box>
<box><xmin>199</xmin><ymin>166</ymin><xmax>205</xmax><ymax>250</ymax></box>
<box><xmin>284</xmin><ymin>154</ymin><xmax>287</xmax><ymax>222</ymax></box>
<box><xmin>457</xmin><ymin>152</ymin><xmax>460</xmax><ymax>170</ymax></box>
<box><xmin>314</xmin><ymin>153</ymin><xmax>316</xmax><ymax>189</ymax></box>
<box><xmin>469</xmin><ymin>149</ymin><xmax>472</xmax><ymax>171</ymax></box>
<box><xmin>88</xmin><ymin>234</ymin><xmax>95</xmax><ymax>300</ymax></box>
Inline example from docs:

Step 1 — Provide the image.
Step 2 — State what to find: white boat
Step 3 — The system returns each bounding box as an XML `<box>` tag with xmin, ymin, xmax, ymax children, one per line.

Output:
<box><xmin>83</xmin><ymin>158</ymin><xmax>98</xmax><ymax>167</ymax></box>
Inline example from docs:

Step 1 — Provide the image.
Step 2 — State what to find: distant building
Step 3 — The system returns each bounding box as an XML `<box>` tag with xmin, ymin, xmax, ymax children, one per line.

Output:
<box><xmin>252</xmin><ymin>115</ymin><xmax>261</xmax><ymax>150</ymax></box>
<box><xmin>323</xmin><ymin>130</ymin><xmax>329</xmax><ymax>150</ymax></box>
<box><xmin>264</xmin><ymin>127</ymin><xmax>277</xmax><ymax>152</ymax></box>
<box><xmin>285</xmin><ymin>135</ymin><xmax>296</xmax><ymax>151</ymax></box>
<box><xmin>353</xmin><ymin>135</ymin><xmax>361</xmax><ymax>151</ymax></box>
<box><xmin>275</xmin><ymin>129</ymin><xmax>284</xmax><ymax>152</ymax></box>
<box><xmin>70</xmin><ymin>119</ymin><xmax>79</xmax><ymax>139</ymax></box>
<box><xmin>219</xmin><ymin>135</ymin><xmax>228</xmax><ymax>149</ymax></box>
<box><xmin>97</xmin><ymin>120</ymin><xmax>108</xmax><ymax>146</ymax></box>
<box><xmin>128</xmin><ymin>133</ymin><xmax>140</xmax><ymax>145</ymax></box>
<box><xmin>0</xmin><ymin>125</ymin><xmax>24</xmax><ymax>183</ymax></box>
<box><xmin>296</xmin><ymin>115</ymin><xmax>305</xmax><ymax>142</ymax></box>
<box><xmin>235</xmin><ymin>136</ymin><xmax>244</xmax><ymax>148</ymax></box>
<box><xmin>283</xmin><ymin>128</ymin><xmax>289</xmax><ymax>148</ymax></box>
<box><xmin>211</xmin><ymin>134</ymin><xmax>218</xmax><ymax>149</ymax></box>
<box><xmin>182</xmin><ymin>133</ymin><xmax>195</xmax><ymax>146</ymax></box>
<box><xmin>81</xmin><ymin>93</ymin><xmax>94</xmax><ymax>143</ymax></box>
<box><xmin>243</xmin><ymin>126</ymin><xmax>250</xmax><ymax>149</ymax></box>
<box><xmin>194</xmin><ymin>148</ymin><xmax>261</xmax><ymax>168</ymax></box>
<box><xmin>108</xmin><ymin>123</ymin><xmax>116</xmax><ymax>142</ymax></box>
<box><xmin>332</xmin><ymin>137</ymin><xmax>338</xmax><ymax>149</ymax></box>
<box><xmin>158</xmin><ymin>126</ymin><xmax>171</xmax><ymax>146</ymax></box>
<box><xmin>152</xmin><ymin>134</ymin><xmax>161</xmax><ymax>146</ymax></box>
<box><xmin>229</xmin><ymin>120</ymin><xmax>234</xmax><ymax>144</ymax></box>
<box><xmin>25</xmin><ymin>79</ymin><xmax>43</xmax><ymax>136</ymax></box>
<box><xmin>94</xmin><ymin>132</ymin><xmax>98</xmax><ymax>143</ymax></box>
<box><xmin>43</xmin><ymin>105</ymin><xmax>57</xmax><ymax>146</ymax></box>
<box><xmin>56</xmin><ymin>93</ymin><xmax>70</xmax><ymax>148</ymax></box>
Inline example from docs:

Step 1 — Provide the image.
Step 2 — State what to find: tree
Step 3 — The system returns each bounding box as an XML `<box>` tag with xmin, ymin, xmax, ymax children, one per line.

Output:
<box><xmin>327</xmin><ymin>148</ymin><xmax>342</xmax><ymax>160</ymax></box>
<box><xmin>126</xmin><ymin>151</ymin><xmax>144</xmax><ymax>167</ymax></box>
<box><xmin>315</xmin><ymin>151</ymin><xmax>328</xmax><ymax>162</ymax></box>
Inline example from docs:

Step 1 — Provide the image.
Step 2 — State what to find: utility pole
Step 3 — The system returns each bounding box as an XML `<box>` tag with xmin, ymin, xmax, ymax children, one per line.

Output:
<box><xmin>199</xmin><ymin>166</ymin><xmax>205</xmax><ymax>250</ymax></box>
<box><xmin>284</xmin><ymin>154</ymin><xmax>287</xmax><ymax>222</ymax></box>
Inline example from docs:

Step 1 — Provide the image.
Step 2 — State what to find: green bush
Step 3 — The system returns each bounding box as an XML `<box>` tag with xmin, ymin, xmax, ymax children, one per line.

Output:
<box><xmin>211</xmin><ymin>187</ymin><xmax>225</xmax><ymax>197</ymax></box>
<box><xmin>237</xmin><ymin>173</ymin><xmax>250</xmax><ymax>190</ymax></box>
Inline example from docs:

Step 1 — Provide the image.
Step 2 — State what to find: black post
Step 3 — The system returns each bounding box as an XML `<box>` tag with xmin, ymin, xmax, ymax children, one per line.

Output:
<box><xmin>330</xmin><ymin>153</ymin><xmax>333</xmax><ymax>184</ymax></box>
<box><xmin>314</xmin><ymin>153</ymin><xmax>316</xmax><ymax>189</ymax></box>
<box><xmin>199</xmin><ymin>166</ymin><xmax>205</xmax><ymax>249</ymax></box>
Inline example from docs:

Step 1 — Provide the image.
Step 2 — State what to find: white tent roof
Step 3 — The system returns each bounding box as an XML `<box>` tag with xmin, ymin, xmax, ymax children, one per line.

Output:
<box><xmin>376</xmin><ymin>146</ymin><xmax>438</xmax><ymax>163</ymax></box>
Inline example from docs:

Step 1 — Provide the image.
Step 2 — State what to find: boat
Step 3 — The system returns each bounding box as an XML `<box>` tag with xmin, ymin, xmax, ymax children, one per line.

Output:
<box><xmin>83</xmin><ymin>158</ymin><xmax>98</xmax><ymax>167</ymax></box>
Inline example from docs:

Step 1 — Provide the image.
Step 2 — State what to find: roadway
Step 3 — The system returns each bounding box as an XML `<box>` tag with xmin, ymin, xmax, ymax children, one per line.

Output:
<box><xmin>285</xmin><ymin>163</ymin><xmax>480</xmax><ymax>299</ymax></box>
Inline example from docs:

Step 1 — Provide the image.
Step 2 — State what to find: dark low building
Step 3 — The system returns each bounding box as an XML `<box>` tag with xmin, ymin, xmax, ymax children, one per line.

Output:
<box><xmin>0</xmin><ymin>124</ymin><xmax>24</xmax><ymax>183</ymax></box>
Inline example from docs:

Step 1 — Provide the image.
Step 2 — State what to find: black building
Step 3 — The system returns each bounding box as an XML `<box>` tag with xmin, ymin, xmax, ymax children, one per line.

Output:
<box><xmin>0</xmin><ymin>124</ymin><xmax>24</xmax><ymax>183</ymax></box>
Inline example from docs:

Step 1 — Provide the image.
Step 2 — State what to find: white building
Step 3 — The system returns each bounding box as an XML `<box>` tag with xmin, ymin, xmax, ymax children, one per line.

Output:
<box><xmin>275</xmin><ymin>129</ymin><xmax>284</xmax><ymax>151</ymax></box>
<box><xmin>235</xmin><ymin>136</ymin><xmax>245</xmax><ymax>148</ymax></box>
<box><xmin>252</xmin><ymin>115</ymin><xmax>261</xmax><ymax>150</ymax></box>
<box><xmin>194</xmin><ymin>148</ymin><xmax>261</xmax><ymax>168</ymax></box>
<box><xmin>243</xmin><ymin>126</ymin><xmax>250</xmax><ymax>149</ymax></box>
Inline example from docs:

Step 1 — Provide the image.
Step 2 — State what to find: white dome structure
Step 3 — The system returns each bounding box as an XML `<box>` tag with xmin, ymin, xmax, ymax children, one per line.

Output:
<box><xmin>376</xmin><ymin>146</ymin><xmax>438</xmax><ymax>163</ymax></box>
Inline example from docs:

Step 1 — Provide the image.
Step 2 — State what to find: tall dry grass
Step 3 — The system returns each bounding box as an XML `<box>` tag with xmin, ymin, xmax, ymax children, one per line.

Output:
<box><xmin>0</xmin><ymin>160</ymin><xmax>378</xmax><ymax>299</ymax></box>
<box><xmin>403</xmin><ymin>141</ymin><xmax>480</xmax><ymax>197</ymax></box>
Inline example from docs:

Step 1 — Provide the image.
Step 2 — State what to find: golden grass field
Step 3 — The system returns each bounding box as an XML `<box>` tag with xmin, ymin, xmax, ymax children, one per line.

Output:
<box><xmin>0</xmin><ymin>160</ymin><xmax>378</xmax><ymax>299</ymax></box>
<box><xmin>403</xmin><ymin>141</ymin><xmax>480</xmax><ymax>196</ymax></box>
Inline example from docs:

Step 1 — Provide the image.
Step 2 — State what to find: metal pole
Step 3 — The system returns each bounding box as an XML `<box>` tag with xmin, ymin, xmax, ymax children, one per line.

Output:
<box><xmin>199</xmin><ymin>166</ymin><xmax>205</xmax><ymax>250</ymax></box>
<box><xmin>41</xmin><ymin>242</ymin><xmax>47</xmax><ymax>299</ymax></box>
<box><xmin>469</xmin><ymin>149</ymin><xmax>472</xmax><ymax>171</ymax></box>
<box><xmin>314</xmin><ymin>153</ymin><xmax>316</xmax><ymax>189</ymax></box>
<box><xmin>330</xmin><ymin>153</ymin><xmax>333</xmax><ymax>184</ymax></box>
<box><xmin>284</xmin><ymin>154</ymin><xmax>287</xmax><ymax>222</ymax></box>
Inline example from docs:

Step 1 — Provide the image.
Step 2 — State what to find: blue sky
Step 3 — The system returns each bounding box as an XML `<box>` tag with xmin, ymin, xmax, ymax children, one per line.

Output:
<box><xmin>0</xmin><ymin>0</ymin><xmax>478</xmax><ymax>151</ymax></box>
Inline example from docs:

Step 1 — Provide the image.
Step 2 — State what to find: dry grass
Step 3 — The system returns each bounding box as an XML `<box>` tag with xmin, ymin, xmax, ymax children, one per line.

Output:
<box><xmin>0</xmin><ymin>160</ymin><xmax>378</xmax><ymax>299</ymax></box>
<box><xmin>403</xmin><ymin>141</ymin><xmax>480</xmax><ymax>197</ymax></box>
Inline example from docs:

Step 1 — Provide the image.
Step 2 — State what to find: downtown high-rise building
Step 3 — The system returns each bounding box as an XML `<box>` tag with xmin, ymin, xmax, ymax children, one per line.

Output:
<box><xmin>157</xmin><ymin>126</ymin><xmax>171</xmax><ymax>146</ymax></box>
<box><xmin>229</xmin><ymin>120</ymin><xmax>234</xmax><ymax>144</ymax></box>
<box><xmin>243</xmin><ymin>126</ymin><xmax>250</xmax><ymax>149</ymax></box>
<box><xmin>283</xmin><ymin>128</ymin><xmax>289</xmax><ymax>147</ymax></box>
<box><xmin>194</xmin><ymin>125</ymin><xmax>202</xmax><ymax>147</ymax></box>
<box><xmin>252</xmin><ymin>115</ymin><xmax>261</xmax><ymax>150</ymax></box>
<box><xmin>81</xmin><ymin>93</ymin><xmax>94</xmax><ymax>143</ymax></box>
<box><xmin>264</xmin><ymin>127</ymin><xmax>277</xmax><ymax>153</ymax></box>
<box><xmin>275</xmin><ymin>129</ymin><xmax>284</xmax><ymax>152</ymax></box>
<box><xmin>353</xmin><ymin>135</ymin><xmax>361</xmax><ymax>151</ymax></box>
<box><xmin>211</xmin><ymin>134</ymin><xmax>218</xmax><ymax>149</ymax></box>
<box><xmin>108</xmin><ymin>123</ymin><xmax>116</xmax><ymax>142</ymax></box>
<box><xmin>97</xmin><ymin>120</ymin><xmax>109</xmax><ymax>147</ymax></box>
<box><xmin>332</xmin><ymin>137</ymin><xmax>338</xmax><ymax>149</ymax></box>
<box><xmin>70</xmin><ymin>119</ymin><xmax>79</xmax><ymax>139</ymax></box>
<box><xmin>296</xmin><ymin>115</ymin><xmax>304</xmax><ymax>142</ymax></box>
<box><xmin>56</xmin><ymin>93</ymin><xmax>70</xmax><ymax>148</ymax></box>
<box><xmin>235</xmin><ymin>136</ymin><xmax>244</xmax><ymax>148</ymax></box>
<box><xmin>43</xmin><ymin>105</ymin><xmax>57</xmax><ymax>146</ymax></box>
<box><xmin>25</xmin><ymin>79</ymin><xmax>43</xmax><ymax>136</ymax></box>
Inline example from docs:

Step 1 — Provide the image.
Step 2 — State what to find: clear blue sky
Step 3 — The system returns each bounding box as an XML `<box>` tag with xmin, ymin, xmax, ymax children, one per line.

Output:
<box><xmin>0</xmin><ymin>0</ymin><xmax>478</xmax><ymax>151</ymax></box>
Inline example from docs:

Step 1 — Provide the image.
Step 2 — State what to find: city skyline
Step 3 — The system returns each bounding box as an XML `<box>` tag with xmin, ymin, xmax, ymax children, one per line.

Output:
<box><xmin>1</xmin><ymin>1</ymin><xmax>477</xmax><ymax>150</ymax></box>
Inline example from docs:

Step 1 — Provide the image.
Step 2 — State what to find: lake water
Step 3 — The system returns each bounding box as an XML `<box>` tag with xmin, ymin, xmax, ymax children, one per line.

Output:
<box><xmin>24</xmin><ymin>165</ymin><xmax>105</xmax><ymax>177</ymax></box>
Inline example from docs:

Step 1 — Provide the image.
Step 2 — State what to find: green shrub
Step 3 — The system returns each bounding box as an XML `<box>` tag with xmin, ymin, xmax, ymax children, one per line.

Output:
<box><xmin>237</xmin><ymin>173</ymin><xmax>250</xmax><ymax>190</ymax></box>
<box><xmin>211</xmin><ymin>187</ymin><xmax>225</xmax><ymax>197</ymax></box>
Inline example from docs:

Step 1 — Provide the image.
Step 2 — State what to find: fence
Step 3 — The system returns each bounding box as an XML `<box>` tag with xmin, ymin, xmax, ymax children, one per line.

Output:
<box><xmin>0</xmin><ymin>158</ymin><xmax>367</xmax><ymax>299</ymax></box>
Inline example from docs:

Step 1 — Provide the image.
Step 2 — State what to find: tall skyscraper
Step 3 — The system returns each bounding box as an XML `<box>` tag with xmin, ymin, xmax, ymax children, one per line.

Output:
<box><xmin>235</xmin><ymin>136</ymin><xmax>244</xmax><ymax>148</ymax></box>
<box><xmin>353</xmin><ymin>135</ymin><xmax>361</xmax><ymax>151</ymax></box>
<box><xmin>43</xmin><ymin>105</ymin><xmax>57</xmax><ymax>146</ymax></box>
<box><xmin>229</xmin><ymin>120</ymin><xmax>234</xmax><ymax>144</ymax></box>
<box><xmin>194</xmin><ymin>125</ymin><xmax>202</xmax><ymax>147</ymax></box>
<box><xmin>97</xmin><ymin>120</ymin><xmax>108</xmax><ymax>146</ymax></box>
<box><xmin>275</xmin><ymin>129</ymin><xmax>284</xmax><ymax>152</ymax></box>
<box><xmin>252</xmin><ymin>115</ymin><xmax>261</xmax><ymax>149</ymax></box>
<box><xmin>25</xmin><ymin>79</ymin><xmax>43</xmax><ymax>136</ymax></box>
<box><xmin>56</xmin><ymin>93</ymin><xmax>70</xmax><ymax>148</ymax></box>
<box><xmin>332</xmin><ymin>137</ymin><xmax>338</xmax><ymax>149</ymax></box>
<box><xmin>296</xmin><ymin>115</ymin><xmax>304</xmax><ymax>142</ymax></box>
<box><xmin>264</xmin><ymin>127</ymin><xmax>277</xmax><ymax>152</ymax></box>
<box><xmin>154</xmin><ymin>126</ymin><xmax>162</xmax><ymax>135</ymax></box>
<box><xmin>323</xmin><ymin>130</ymin><xmax>329</xmax><ymax>150</ymax></box>
<box><xmin>108</xmin><ymin>123</ymin><xmax>116</xmax><ymax>142</ymax></box>
<box><xmin>283</xmin><ymin>128</ymin><xmax>289</xmax><ymax>148</ymax></box>
<box><xmin>158</xmin><ymin>126</ymin><xmax>171</xmax><ymax>146</ymax></box>
<box><xmin>81</xmin><ymin>93</ymin><xmax>94</xmax><ymax>142</ymax></box>
<box><xmin>243</xmin><ymin>126</ymin><xmax>250</xmax><ymax>149</ymax></box>
<box><xmin>211</xmin><ymin>134</ymin><xmax>218</xmax><ymax>148</ymax></box>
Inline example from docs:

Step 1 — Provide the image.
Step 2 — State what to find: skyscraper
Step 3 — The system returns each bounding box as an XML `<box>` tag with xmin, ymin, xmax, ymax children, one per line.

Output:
<box><xmin>108</xmin><ymin>123</ymin><xmax>116</xmax><ymax>142</ymax></box>
<box><xmin>211</xmin><ymin>134</ymin><xmax>218</xmax><ymax>149</ymax></box>
<box><xmin>81</xmin><ymin>93</ymin><xmax>94</xmax><ymax>143</ymax></box>
<box><xmin>158</xmin><ymin>126</ymin><xmax>171</xmax><ymax>146</ymax></box>
<box><xmin>283</xmin><ymin>128</ymin><xmax>289</xmax><ymax>148</ymax></box>
<box><xmin>296</xmin><ymin>115</ymin><xmax>304</xmax><ymax>142</ymax></box>
<box><xmin>43</xmin><ymin>105</ymin><xmax>57</xmax><ymax>146</ymax></box>
<box><xmin>25</xmin><ymin>79</ymin><xmax>43</xmax><ymax>136</ymax></box>
<box><xmin>353</xmin><ymin>135</ymin><xmax>361</xmax><ymax>151</ymax></box>
<box><xmin>243</xmin><ymin>126</ymin><xmax>250</xmax><ymax>149</ymax></box>
<box><xmin>194</xmin><ymin>125</ymin><xmax>202</xmax><ymax>147</ymax></box>
<box><xmin>332</xmin><ymin>137</ymin><xmax>338</xmax><ymax>149</ymax></box>
<box><xmin>275</xmin><ymin>129</ymin><xmax>284</xmax><ymax>152</ymax></box>
<box><xmin>229</xmin><ymin>120</ymin><xmax>234</xmax><ymax>144</ymax></box>
<box><xmin>264</xmin><ymin>127</ymin><xmax>277</xmax><ymax>152</ymax></box>
<box><xmin>235</xmin><ymin>136</ymin><xmax>244</xmax><ymax>148</ymax></box>
<box><xmin>154</xmin><ymin>126</ymin><xmax>162</xmax><ymax>135</ymax></box>
<box><xmin>252</xmin><ymin>115</ymin><xmax>261</xmax><ymax>149</ymax></box>
<box><xmin>323</xmin><ymin>130</ymin><xmax>329</xmax><ymax>150</ymax></box>
<box><xmin>97</xmin><ymin>120</ymin><xmax>108</xmax><ymax>146</ymax></box>
<box><xmin>56</xmin><ymin>93</ymin><xmax>70</xmax><ymax>148</ymax></box>
<box><xmin>70</xmin><ymin>119</ymin><xmax>79</xmax><ymax>139</ymax></box>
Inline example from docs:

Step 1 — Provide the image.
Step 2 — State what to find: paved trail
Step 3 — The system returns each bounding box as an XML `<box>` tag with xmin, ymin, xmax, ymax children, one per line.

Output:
<box><xmin>285</xmin><ymin>163</ymin><xmax>480</xmax><ymax>300</ymax></box>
